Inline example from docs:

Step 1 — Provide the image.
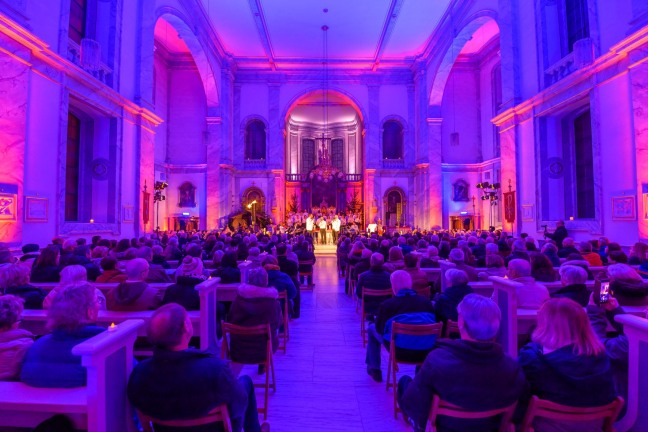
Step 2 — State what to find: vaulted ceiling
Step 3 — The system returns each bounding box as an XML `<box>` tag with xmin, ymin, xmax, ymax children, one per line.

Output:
<box><xmin>200</xmin><ymin>0</ymin><xmax>453</xmax><ymax>70</ymax></box>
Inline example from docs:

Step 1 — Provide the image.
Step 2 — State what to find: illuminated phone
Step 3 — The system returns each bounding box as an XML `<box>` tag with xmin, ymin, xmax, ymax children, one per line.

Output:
<box><xmin>599</xmin><ymin>281</ymin><xmax>611</xmax><ymax>304</ymax></box>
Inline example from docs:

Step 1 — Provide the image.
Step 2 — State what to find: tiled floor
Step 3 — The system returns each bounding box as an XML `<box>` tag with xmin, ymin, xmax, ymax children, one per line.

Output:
<box><xmin>239</xmin><ymin>256</ymin><xmax>411</xmax><ymax>432</ymax></box>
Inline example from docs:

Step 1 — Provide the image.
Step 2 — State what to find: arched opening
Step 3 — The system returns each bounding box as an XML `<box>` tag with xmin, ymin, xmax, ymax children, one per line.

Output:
<box><xmin>152</xmin><ymin>16</ymin><xmax>212</xmax><ymax>231</ymax></box>
<box><xmin>284</xmin><ymin>90</ymin><xmax>365</xmax><ymax>223</ymax></box>
<box><xmin>383</xmin><ymin>187</ymin><xmax>407</xmax><ymax>227</ymax></box>
<box><xmin>382</xmin><ymin>120</ymin><xmax>404</xmax><ymax>160</ymax></box>
<box><xmin>244</xmin><ymin>119</ymin><xmax>267</xmax><ymax>160</ymax></box>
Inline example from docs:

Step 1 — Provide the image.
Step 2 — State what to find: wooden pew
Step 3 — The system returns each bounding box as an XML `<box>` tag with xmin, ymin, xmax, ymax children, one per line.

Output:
<box><xmin>0</xmin><ymin>319</ymin><xmax>143</xmax><ymax>432</ymax></box>
<box><xmin>420</xmin><ymin>267</ymin><xmax>440</xmax><ymax>284</ymax></box>
<box><xmin>217</xmin><ymin>283</ymin><xmax>240</xmax><ymax>302</ymax></box>
<box><xmin>31</xmin><ymin>282</ymin><xmax>173</xmax><ymax>296</ymax></box>
<box><xmin>614</xmin><ymin>314</ymin><xmax>648</xmax><ymax>432</ymax></box>
<box><xmin>21</xmin><ymin>278</ymin><xmax>221</xmax><ymax>353</ymax></box>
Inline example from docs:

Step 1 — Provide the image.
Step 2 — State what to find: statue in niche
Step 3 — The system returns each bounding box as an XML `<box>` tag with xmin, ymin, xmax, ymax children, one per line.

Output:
<box><xmin>452</xmin><ymin>179</ymin><xmax>470</xmax><ymax>202</ymax></box>
<box><xmin>178</xmin><ymin>182</ymin><xmax>197</xmax><ymax>208</ymax></box>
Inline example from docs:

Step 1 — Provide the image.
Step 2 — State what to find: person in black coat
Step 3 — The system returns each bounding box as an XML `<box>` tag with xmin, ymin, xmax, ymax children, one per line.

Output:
<box><xmin>212</xmin><ymin>252</ymin><xmax>241</xmax><ymax>284</ymax></box>
<box><xmin>434</xmin><ymin>269</ymin><xmax>473</xmax><ymax>323</ymax></box>
<box><xmin>30</xmin><ymin>246</ymin><xmax>61</xmax><ymax>283</ymax></box>
<box><xmin>365</xmin><ymin>271</ymin><xmax>435</xmax><ymax>382</ymax></box>
<box><xmin>356</xmin><ymin>253</ymin><xmax>392</xmax><ymax>315</ymax></box>
<box><xmin>398</xmin><ymin>294</ymin><xmax>528</xmax><ymax>432</ymax></box>
<box><xmin>551</xmin><ymin>265</ymin><xmax>590</xmax><ymax>306</ymax></box>
<box><xmin>128</xmin><ymin>303</ymin><xmax>267</xmax><ymax>432</ymax></box>
<box><xmin>544</xmin><ymin>220</ymin><xmax>568</xmax><ymax>249</ymax></box>
<box><xmin>0</xmin><ymin>263</ymin><xmax>46</xmax><ymax>309</ymax></box>
<box><xmin>519</xmin><ymin>298</ymin><xmax>617</xmax><ymax>431</ymax></box>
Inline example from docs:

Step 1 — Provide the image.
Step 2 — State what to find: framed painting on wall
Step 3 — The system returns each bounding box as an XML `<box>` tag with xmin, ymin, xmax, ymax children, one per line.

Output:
<box><xmin>643</xmin><ymin>193</ymin><xmax>648</xmax><ymax>220</ymax></box>
<box><xmin>25</xmin><ymin>196</ymin><xmax>48</xmax><ymax>222</ymax></box>
<box><xmin>0</xmin><ymin>193</ymin><xmax>17</xmax><ymax>221</ymax></box>
<box><xmin>123</xmin><ymin>205</ymin><xmax>134</xmax><ymax>222</ymax></box>
<box><xmin>521</xmin><ymin>204</ymin><xmax>534</xmax><ymax>222</ymax></box>
<box><xmin>612</xmin><ymin>196</ymin><xmax>636</xmax><ymax>221</ymax></box>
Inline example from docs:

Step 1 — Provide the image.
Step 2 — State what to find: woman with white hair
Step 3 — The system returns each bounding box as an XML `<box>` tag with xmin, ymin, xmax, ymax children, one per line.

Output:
<box><xmin>607</xmin><ymin>263</ymin><xmax>648</xmax><ymax>306</ymax></box>
<box><xmin>21</xmin><ymin>284</ymin><xmax>104</xmax><ymax>387</ymax></box>
<box><xmin>0</xmin><ymin>295</ymin><xmax>34</xmax><ymax>380</ymax></box>
<box><xmin>0</xmin><ymin>263</ymin><xmax>46</xmax><ymax>309</ymax></box>
<box><xmin>552</xmin><ymin>265</ymin><xmax>590</xmax><ymax>306</ymax></box>
<box><xmin>43</xmin><ymin>265</ymin><xmax>107</xmax><ymax>310</ymax></box>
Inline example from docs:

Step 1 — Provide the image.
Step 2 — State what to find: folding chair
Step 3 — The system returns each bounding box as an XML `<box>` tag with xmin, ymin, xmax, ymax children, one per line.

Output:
<box><xmin>277</xmin><ymin>290</ymin><xmax>290</xmax><ymax>353</ymax></box>
<box><xmin>298</xmin><ymin>260</ymin><xmax>314</xmax><ymax>290</ymax></box>
<box><xmin>427</xmin><ymin>395</ymin><xmax>517</xmax><ymax>432</ymax></box>
<box><xmin>138</xmin><ymin>404</ymin><xmax>232</xmax><ymax>432</ymax></box>
<box><xmin>221</xmin><ymin>323</ymin><xmax>276</xmax><ymax>419</ymax></box>
<box><xmin>360</xmin><ymin>288</ymin><xmax>393</xmax><ymax>346</ymax></box>
<box><xmin>386</xmin><ymin>321</ymin><xmax>443</xmax><ymax>418</ymax></box>
<box><xmin>444</xmin><ymin>319</ymin><xmax>460</xmax><ymax>338</ymax></box>
<box><xmin>520</xmin><ymin>395</ymin><xmax>624</xmax><ymax>432</ymax></box>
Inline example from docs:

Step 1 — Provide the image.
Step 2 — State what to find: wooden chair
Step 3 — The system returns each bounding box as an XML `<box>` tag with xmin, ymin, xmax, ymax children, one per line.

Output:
<box><xmin>298</xmin><ymin>260</ymin><xmax>315</xmax><ymax>290</ymax></box>
<box><xmin>427</xmin><ymin>395</ymin><xmax>517</xmax><ymax>432</ymax></box>
<box><xmin>386</xmin><ymin>321</ymin><xmax>443</xmax><ymax>418</ymax></box>
<box><xmin>221</xmin><ymin>323</ymin><xmax>276</xmax><ymax>419</ymax></box>
<box><xmin>138</xmin><ymin>404</ymin><xmax>232</xmax><ymax>432</ymax></box>
<box><xmin>360</xmin><ymin>288</ymin><xmax>393</xmax><ymax>346</ymax></box>
<box><xmin>277</xmin><ymin>291</ymin><xmax>290</xmax><ymax>353</ymax></box>
<box><xmin>444</xmin><ymin>319</ymin><xmax>460</xmax><ymax>338</ymax></box>
<box><xmin>519</xmin><ymin>395</ymin><xmax>624</xmax><ymax>432</ymax></box>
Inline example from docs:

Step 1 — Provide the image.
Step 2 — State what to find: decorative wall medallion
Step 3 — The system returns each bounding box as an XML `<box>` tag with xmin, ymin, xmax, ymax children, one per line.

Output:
<box><xmin>91</xmin><ymin>158</ymin><xmax>110</xmax><ymax>181</ymax></box>
<box><xmin>546</xmin><ymin>157</ymin><xmax>564</xmax><ymax>179</ymax></box>
<box><xmin>452</xmin><ymin>179</ymin><xmax>470</xmax><ymax>202</ymax></box>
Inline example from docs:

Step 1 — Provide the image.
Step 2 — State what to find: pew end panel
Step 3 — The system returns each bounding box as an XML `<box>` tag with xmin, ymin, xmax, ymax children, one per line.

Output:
<box><xmin>438</xmin><ymin>261</ymin><xmax>457</xmax><ymax>292</ymax></box>
<box><xmin>196</xmin><ymin>277</ymin><xmax>220</xmax><ymax>354</ymax></box>
<box><xmin>489</xmin><ymin>276</ymin><xmax>523</xmax><ymax>358</ymax></box>
<box><xmin>614</xmin><ymin>314</ymin><xmax>648</xmax><ymax>432</ymax></box>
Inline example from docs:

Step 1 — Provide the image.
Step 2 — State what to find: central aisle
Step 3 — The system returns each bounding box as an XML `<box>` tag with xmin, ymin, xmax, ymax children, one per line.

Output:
<box><xmin>243</xmin><ymin>256</ymin><xmax>410</xmax><ymax>432</ymax></box>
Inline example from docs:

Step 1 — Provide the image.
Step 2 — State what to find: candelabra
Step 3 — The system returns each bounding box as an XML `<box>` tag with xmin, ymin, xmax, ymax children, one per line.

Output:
<box><xmin>153</xmin><ymin>181</ymin><xmax>168</xmax><ymax>231</ymax></box>
<box><xmin>476</xmin><ymin>181</ymin><xmax>501</xmax><ymax>230</ymax></box>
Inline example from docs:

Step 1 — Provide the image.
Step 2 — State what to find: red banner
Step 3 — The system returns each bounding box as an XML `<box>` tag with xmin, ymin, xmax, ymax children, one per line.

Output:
<box><xmin>143</xmin><ymin>191</ymin><xmax>150</xmax><ymax>225</ymax></box>
<box><xmin>504</xmin><ymin>192</ymin><xmax>515</xmax><ymax>223</ymax></box>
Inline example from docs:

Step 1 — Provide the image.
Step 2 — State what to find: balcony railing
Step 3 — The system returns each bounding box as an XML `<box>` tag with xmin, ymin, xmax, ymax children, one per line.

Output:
<box><xmin>67</xmin><ymin>39</ymin><xmax>113</xmax><ymax>86</ymax></box>
<box><xmin>243</xmin><ymin>159</ymin><xmax>267</xmax><ymax>169</ymax></box>
<box><xmin>285</xmin><ymin>173</ymin><xmax>362</xmax><ymax>182</ymax></box>
<box><xmin>544</xmin><ymin>38</ymin><xmax>594</xmax><ymax>87</ymax></box>
<box><xmin>382</xmin><ymin>159</ymin><xmax>405</xmax><ymax>169</ymax></box>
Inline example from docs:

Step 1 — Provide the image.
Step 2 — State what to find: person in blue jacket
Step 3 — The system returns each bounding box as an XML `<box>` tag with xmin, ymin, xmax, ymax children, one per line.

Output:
<box><xmin>20</xmin><ymin>284</ymin><xmax>104</xmax><ymax>387</ymax></box>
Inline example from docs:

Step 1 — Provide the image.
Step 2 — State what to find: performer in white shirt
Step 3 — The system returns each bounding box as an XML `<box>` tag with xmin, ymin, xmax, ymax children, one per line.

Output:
<box><xmin>331</xmin><ymin>215</ymin><xmax>341</xmax><ymax>243</ymax></box>
<box><xmin>318</xmin><ymin>216</ymin><xmax>328</xmax><ymax>245</ymax></box>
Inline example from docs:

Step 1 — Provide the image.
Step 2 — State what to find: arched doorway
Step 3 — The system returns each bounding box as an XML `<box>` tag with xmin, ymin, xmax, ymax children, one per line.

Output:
<box><xmin>384</xmin><ymin>187</ymin><xmax>406</xmax><ymax>227</ymax></box>
<box><xmin>283</xmin><ymin>90</ymin><xmax>365</xmax><ymax>224</ymax></box>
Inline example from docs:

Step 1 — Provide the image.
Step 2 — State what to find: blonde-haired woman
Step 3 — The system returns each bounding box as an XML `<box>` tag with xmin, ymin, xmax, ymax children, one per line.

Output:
<box><xmin>519</xmin><ymin>298</ymin><xmax>618</xmax><ymax>430</ymax></box>
<box><xmin>43</xmin><ymin>265</ymin><xmax>106</xmax><ymax>310</ymax></box>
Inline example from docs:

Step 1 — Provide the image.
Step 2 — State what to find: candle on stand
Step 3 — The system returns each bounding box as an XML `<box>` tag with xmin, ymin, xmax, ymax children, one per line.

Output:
<box><xmin>108</xmin><ymin>322</ymin><xmax>117</xmax><ymax>332</ymax></box>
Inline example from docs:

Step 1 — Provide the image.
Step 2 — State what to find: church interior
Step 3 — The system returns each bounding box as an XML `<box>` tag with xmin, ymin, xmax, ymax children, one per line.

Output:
<box><xmin>1</xmin><ymin>0</ymin><xmax>648</xmax><ymax>431</ymax></box>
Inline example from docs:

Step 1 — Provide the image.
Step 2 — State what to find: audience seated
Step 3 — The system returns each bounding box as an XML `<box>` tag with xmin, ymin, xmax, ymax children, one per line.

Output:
<box><xmin>151</xmin><ymin>245</ymin><xmax>171</xmax><ymax>269</ymax></box>
<box><xmin>419</xmin><ymin>245</ymin><xmax>439</xmax><ymax>268</ymax></box>
<box><xmin>127</xmin><ymin>303</ymin><xmax>269</xmax><ymax>432</ymax></box>
<box><xmin>365</xmin><ymin>271</ymin><xmax>435</xmax><ymax>383</ymax></box>
<box><xmin>551</xmin><ymin>265</ymin><xmax>589</xmax><ymax>306</ymax></box>
<box><xmin>19</xmin><ymin>244</ymin><xmax>40</xmax><ymax>268</ymax></box>
<box><xmin>161</xmin><ymin>257</ymin><xmax>206</xmax><ymax>311</ymax></box>
<box><xmin>398</xmin><ymin>294</ymin><xmax>527</xmax><ymax>431</ymax></box>
<box><xmin>384</xmin><ymin>247</ymin><xmax>405</xmax><ymax>273</ymax></box>
<box><xmin>30</xmin><ymin>246</ymin><xmax>61</xmax><ymax>283</ymax></box>
<box><xmin>504</xmin><ymin>240</ymin><xmax>530</xmax><ymax>267</ymax></box>
<box><xmin>529</xmin><ymin>252</ymin><xmax>557</xmax><ymax>283</ymax></box>
<box><xmin>0</xmin><ymin>295</ymin><xmax>34</xmax><ymax>381</ymax></box>
<box><xmin>20</xmin><ymin>284</ymin><xmax>104</xmax><ymax>387</ymax></box>
<box><xmin>541</xmin><ymin>243</ymin><xmax>561</xmax><ymax>267</ymax></box>
<box><xmin>607</xmin><ymin>264</ymin><xmax>648</xmax><ymax>306</ymax></box>
<box><xmin>518</xmin><ymin>298</ymin><xmax>617</xmax><ymax>430</ymax></box>
<box><xmin>628</xmin><ymin>241</ymin><xmax>647</xmax><ymax>266</ymax></box>
<box><xmin>228</xmin><ymin>268</ymin><xmax>282</xmax><ymax>364</ymax></box>
<box><xmin>163</xmin><ymin>237</ymin><xmax>183</xmax><ymax>261</ymax></box>
<box><xmin>138</xmin><ymin>246</ymin><xmax>172</xmax><ymax>283</ymax></box>
<box><xmin>213</xmin><ymin>252</ymin><xmax>242</xmax><ymax>284</ymax></box>
<box><xmin>508</xmin><ymin>259</ymin><xmax>549</xmax><ymax>309</ymax></box>
<box><xmin>434</xmin><ymin>269</ymin><xmax>473</xmax><ymax>323</ymax></box>
<box><xmin>43</xmin><ymin>265</ymin><xmax>107</xmax><ymax>310</ymax></box>
<box><xmin>262</xmin><ymin>255</ymin><xmax>297</xmax><ymax>302</ymax></box>
<box><xmin>355</xmin><ymin>253</ymin><xmax>392</xmax><ymax>312</ymax></box>
<box><xmin>95</xmin><ymin>257</ymin><xmax>127</xmax><ymax>283</ymax></box>
<box><xmin>478</xmin><ymin>254</ymin><xmax>507</xmax><ymax>281</ymax></box>
<box><xmin>558</xmin><ymin>237</ymin><xmax>580</xmax><ymax>258</ymax></box>
<box><xmin>107</xmin><ymin>258</ymin><xmax>162</xmax><ymax>311</ymax></box>
<box><xmin>0</xmin><ymin>263</ymin><xmax>46</xmax><ymax>309</ymax></box>
<box><xmin>448</xmin><ymin>249</ymin><xmax>478</xmax><ymax>281</ymax></box>
<box><xmin>403</xmin><ymin>254</ymin><xmax>429</xmax><ymax>298</ymax></box>
<box><xmin>580</xmin><ymin>241</ymin><xmax>603</xmax><ymax>267</ymax></box>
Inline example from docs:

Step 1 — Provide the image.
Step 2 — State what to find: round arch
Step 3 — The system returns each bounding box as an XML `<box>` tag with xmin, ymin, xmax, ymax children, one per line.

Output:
<box><xmin>281</xmin><ymin>87</ymin><xmax>366</xmax><ymax>126</ymax></box>
<box><xmin>154</xmin><ymin>7</ymin><xmax>219</xmax><ymax>108</ymax></box>
<box><xmin>383</xmin><ymin>186</ymin><xmax>407</xmax><ymax>227</ymax></box>
<box><xmin>428</xmin><ymin>11</ymin><xmax>499</xmax><ymax>107</ymax></box>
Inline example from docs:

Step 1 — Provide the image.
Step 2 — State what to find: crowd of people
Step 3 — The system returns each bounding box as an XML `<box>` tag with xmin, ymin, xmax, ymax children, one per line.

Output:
<box><xmin>0</xmin><ymin>223</ymin><xmax>646</xmax><ymax>430</ymax></box>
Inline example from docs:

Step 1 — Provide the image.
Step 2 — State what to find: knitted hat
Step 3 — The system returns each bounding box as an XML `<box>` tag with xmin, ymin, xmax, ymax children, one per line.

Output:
<box><xmin>178</xmin><ymin>256</ymin><xmax>204</xmax><ymax>277</ymax></box>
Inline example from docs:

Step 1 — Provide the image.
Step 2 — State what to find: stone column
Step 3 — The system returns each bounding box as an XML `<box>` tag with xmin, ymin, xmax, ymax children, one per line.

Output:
<box><xmin>137</xmin><ymin>122</ymin><xmax>156</xmax><ymax>234</ymax></box>
<box><xmin>267</xmin><ymin>83</ymin><xmax>283</xmax><ymax>170</ymax></box>
<box><xmin>366</xmin><ymin>84</ymin><xmax>380</xmax><ymax>170</ymax></box>
<box><xmin>0</xmin><ymin>34</ymin><xmax>29</xmax><ymax>245</ymax></box>
<box><xmin>364</xmin><ymin>168</ymin><xmax>376</xmax><ymax>225</ymax></box>
<box><xmin>206</xmin><ymin>116</ymin><xmax>222</xmax><ymax>229</ymax></box>
<box><xmin>270</xmin><ymin>169</ymin><xmax>284</xmax><ymax>224</ymax></box>
<box><xmin>498</xmin><ymin>120</ymin><xmax>518</xmax><ymax>235</ymax></box>
<box><xmin>415</xmin><ymin>163</ymin><xmax>430</xmax><ymax>229</ymax></box>
<box><xmin>427</xmin><ymin>118</ymin><xmax>443</xmax><ymax>228</ymax></box>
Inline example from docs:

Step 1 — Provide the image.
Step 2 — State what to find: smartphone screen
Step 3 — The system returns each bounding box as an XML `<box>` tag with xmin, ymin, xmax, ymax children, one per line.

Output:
<box><xmin>599</xmin><ymin>281</ymin><xmax>611</xmax><ymax>304</ymax></box>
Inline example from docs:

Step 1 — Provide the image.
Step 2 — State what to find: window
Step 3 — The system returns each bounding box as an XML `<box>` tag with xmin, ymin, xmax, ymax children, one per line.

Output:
<box><xmin>382</xmin><ymin>120</ymin><xmax>403</xmax><ymax>160</ymax></box>
<box><xmin>565</xmin><ymin>0</ymin><xmax>589</xmax><ymax>52</ymax></box>
<box><xmin>302</xmin><ymin>139</ymin><xmax>315</xmax><ymax>173</ymax></box>
<box><xmin>245</xmin><ymin>120</ymin><xmax>266</xmax><ymax>160</ymax></box>
<box><xmin>573</xmin><ymin>110</ymin><xmax>595</xmax><ymax>218</ymax></box>
<box><xmin>65</xmin><ymin>113</ymin><xmax>81</xmax><ymax>221</ymax></box>
<box><xmin>492</xmin><ymin>63</ymin><xmax>502</xmax><ymax>157</ymax></box>
<box><xmin>331</xmin><ymin>138</ymin><xmax>344</xmax><ymax>171</ymax></box>
<box><xmin>69</xmin><ymin>0</ymin><xmax>87</xmax><ymax>44</ymax></box>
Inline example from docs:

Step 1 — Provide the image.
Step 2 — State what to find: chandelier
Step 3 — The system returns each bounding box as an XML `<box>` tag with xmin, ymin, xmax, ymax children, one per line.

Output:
<box><xmin>309</xmin><ymin>24</ymin><xmax>344</xmax><ymax>183</ymax></box>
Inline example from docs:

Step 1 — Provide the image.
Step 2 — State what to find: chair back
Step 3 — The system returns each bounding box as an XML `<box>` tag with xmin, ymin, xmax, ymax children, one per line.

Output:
<box><xmin>389</xmin><ymin>320</ymin><xmax>442</xmax><ymax>356</ymax></box>
<box><xmin>429</xmin><ymin>395</ymin><xmax>516</xmax><ymax>432</ymax></box>
<box><xmin>361</xmin><ymin>288</ymin><xmax>393</xmax><ymax>312</ymax></box>
<box><xmin>221</xmin><ymin>322</ymin><xmax>272</xmax><ymax>365</ymax></box>
<box><xmin>444</xmin><ymin>319</ymin><xmax>460</xmax><ymax>338</ymax></box>
<box><xmin>520</xmin><ymin>395</ymin><xmax>624</xmax><ymax>432</ymax></box>
<box><xmin>138</xmin><ymin>404</ymin><xmax>232</xmax><ymax>432</ymax></box>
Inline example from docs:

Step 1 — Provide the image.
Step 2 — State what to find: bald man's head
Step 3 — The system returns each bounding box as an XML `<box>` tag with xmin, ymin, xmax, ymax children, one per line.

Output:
<box><xmin>148</xmin><ymin>303</ymin><xmax>190</xmax><ymax>350</ymax></box>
